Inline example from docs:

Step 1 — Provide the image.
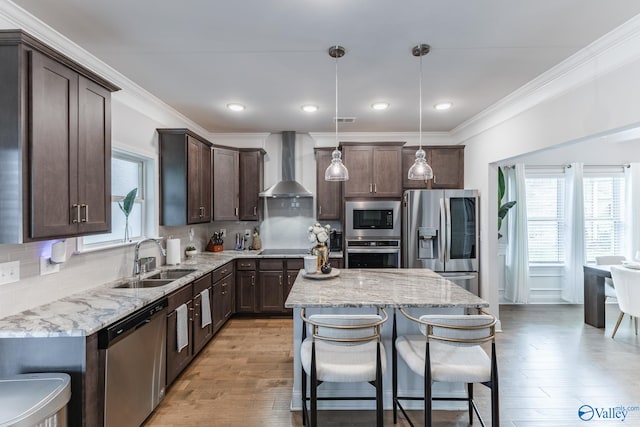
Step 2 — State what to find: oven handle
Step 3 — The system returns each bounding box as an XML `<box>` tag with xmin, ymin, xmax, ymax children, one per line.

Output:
<box><xmin>347</xmin><ymin>248</ymin><xmax>401</xmax><ymax>254</ymax></box>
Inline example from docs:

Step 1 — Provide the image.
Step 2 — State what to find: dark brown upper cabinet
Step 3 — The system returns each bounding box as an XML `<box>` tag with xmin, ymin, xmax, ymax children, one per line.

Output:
<box><xmin>402</xmin><ymin>146</ymin><xmax>465</xmax><ymax>190</ymax></box>
<box><xmin>0</xmin><ymin>30</ymin><xmax>119</xmax><ymax>243</ymax></box>
<box><xmin>314</xmin><ymin>148</ymin><xmax>342</xmax><ymax>220</ymax></box>
<box><xmin>341</xmin><ymin>142</ymin><xmax>404</xmax><ymax>198</ymax></box>
<box><xmin>158</xmin><ymin>129</ymin><xmax>213</xmax><ymax>225</ymax></box>
<box><xmin>213</xmin><ymin>147</ymin><xmax>240</xmax><ymax>221</ymax></box>
<box><xmin>239</xmin><ymin>149</ymin><xmax>265</xmax><ymax>221</ymax></box>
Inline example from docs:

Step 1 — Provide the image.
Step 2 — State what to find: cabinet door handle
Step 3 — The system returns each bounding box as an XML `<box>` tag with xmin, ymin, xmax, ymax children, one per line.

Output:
<box><xmin>369</xmin><ymin>183</ymin><xmax>373</xmax><ymax>193</ymax></box>
<box><xmin>279</xmin><ymin>275</ymin><xmax>283</xmax><ymax>285</ymax></box>
<box><xmin>319</xmin><ymin>205</ymin><xmax>322</xmax><ymax>216</ymax></box>
<box><xmin>81</xmin><ymin>204</ymin><xmax>88</xmax><ymax>222</ymax></box>
<box><xmin>235</xmin><ymin>207</ymin><xmax>239</xmax><ymax>217</ymax></box>
<box><xmin>433</xmin><ymin>174</ymin><xmax>437</xmax><ymax>184</ymax></box>
<box><xmin>251</xmin><ymin>276</ymin><xmax>255</xmax><ymax>286</ymax></box>
<box><xmin>72</xmin><ymin>204</ymin><xmax>80</xmax><ymax>224</ymax></box>
<box><xmin>374</xmin><ymin>183</ymin><xmax>377</xmax><ymax>193</ymax></box>
<box><xmin>253</xmin><ymin>206</ymin><xmax>257</xmax><ymax>216</ymax></box>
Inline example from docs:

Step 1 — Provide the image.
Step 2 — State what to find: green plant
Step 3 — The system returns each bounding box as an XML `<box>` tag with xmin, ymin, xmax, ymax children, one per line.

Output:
<box><xmin>186</xmin><ymin>246</ymin><xmax>196</xmax><ymax>251</ymax></box>
<box><xmin>498</xmin><ymin>167</ymin><xmax>516</xmax><ymax>239</ymax></box>
<box><xmin>118</xmin><ymin>188</ymin><xmax>137</xmax><ymax>242</ymax></box>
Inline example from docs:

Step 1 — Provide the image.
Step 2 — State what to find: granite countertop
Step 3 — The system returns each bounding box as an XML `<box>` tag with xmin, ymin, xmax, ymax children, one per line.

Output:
<box><xmin>285</xmin><ymin>268</ymin><xmax>488</xmax><ymax>309</ymax></box>
<box><xmin>0</xmin><ymin>249</ymin><xmax>342</xmax><ymax>339</ymax></box>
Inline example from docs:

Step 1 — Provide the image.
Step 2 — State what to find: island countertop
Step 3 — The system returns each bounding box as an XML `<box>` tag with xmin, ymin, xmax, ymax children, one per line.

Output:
<box><xmin>285</xmin><ymin>268</ymin><xmax>488</xmax><ymax>308</ymax></box>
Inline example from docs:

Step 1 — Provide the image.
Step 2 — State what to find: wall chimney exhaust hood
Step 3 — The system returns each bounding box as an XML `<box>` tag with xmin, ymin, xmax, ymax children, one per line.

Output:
<box><xmin>259</xmin><ymin>131</ymin><xmax>313</xmax><ymax>198</ymax></box>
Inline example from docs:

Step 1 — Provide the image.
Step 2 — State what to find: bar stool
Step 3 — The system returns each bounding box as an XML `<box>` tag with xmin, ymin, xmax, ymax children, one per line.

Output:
<box><xmin>300</xmin><ymin>308</ymin><xmax>388</xmax><ymax>427</ymax></box>
<box><xmin>392</xmin><ymin>309</ymin><xmax>498</xmax><ymax>427</ymax></box>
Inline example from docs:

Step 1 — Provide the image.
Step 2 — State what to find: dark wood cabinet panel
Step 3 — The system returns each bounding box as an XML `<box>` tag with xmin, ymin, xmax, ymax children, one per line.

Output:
<box><xmin>315</xmin><ymin>148</ymin><xmax>342</xmax><ymax>220</ymax></box>
<box><xmin>372</xmin><ymin>146</ymin><xmax>402</xmax><ymax>196</ymax></box>
<box><xmin>236</xmin><ymin>270</ymin><xmax>257</xmax><ymax>313</ymax></box>
<box><xmin>77</xmin><ymin>77</ymin><xmax>111</xmax><ymax>234</ymax></box>
<box><xmin>30</xmin><ymin>51</ymin><xmax>79</xmax><ymax>238</ymax></box>
<box><xmin>258</xmin><ymin>271</ymin><xmax>284</xmax><ymax>312</ymax></box>
<box><xmin>158</xmin><ymin>129</ymin><xmax>213</xmax><ymax>226</ymax></box>
<box><xmin>192</xmin><ymin>274</ymin><xmax>213</xmax><ymax>355</ymax></box>
<box><xmin>212</xmin><ymin>280</ymin><xmax>226</xmax><ymax>332</ymax></box>
<box><xmin>166</xmin><ymin>298</ymin><xmax>193</xmax><ymax>386</ymax></box>
<box><xmin>0</xmin><ymin>31</ymin><xmax>118</xmax><ymax>242</ymax></box>
<box><xmin>213</xmin><ymin>148</ymin><xmax>240</xmax><ymax>220</ymax></box>
<box><xmin>402</xmin><ymin>146</ymin><xmax>465</xmax><ymax>190</ymax></box>
<box><xmin>239</xmin><ymin>149</ymin><xmax>264</xmax><ymax>221</ymax></box>
<box><xmin>342</xmin><ymin>142</ymin><xmax>403</xmax><ymax>198</ymax></box>
<box><xmin>342</xmin><ymin>145</ymin><xmax>374</xmax><ymax>197</ymax></box>
<box><xmin>430</xmin><ymin>147</ymin><xmax>464</xmax><ymax>189</ymax></box>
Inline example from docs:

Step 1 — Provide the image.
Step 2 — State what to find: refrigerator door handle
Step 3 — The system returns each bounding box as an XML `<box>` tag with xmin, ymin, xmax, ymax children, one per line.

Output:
<box><xmin>439</xmin><ymin>197</ymin><xmax>446</xmax><ymax>265</ymax></box>
<box><xmin>444</xmin><ymin>197</ymin><xmax>452</xmax><ymax>263</ymax></box>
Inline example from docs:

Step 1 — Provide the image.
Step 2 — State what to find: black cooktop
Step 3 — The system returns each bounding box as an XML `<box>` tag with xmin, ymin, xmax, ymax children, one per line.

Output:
<box><xmin>259</xmin><ymin>249</ymin><xmax>311</xmax><ymax>255</ymax></box>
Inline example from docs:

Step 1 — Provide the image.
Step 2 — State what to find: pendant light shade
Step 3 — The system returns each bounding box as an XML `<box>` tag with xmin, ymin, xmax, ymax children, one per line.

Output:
<box><xmin>408</xmin><ymin>43</ymin><xmax>434</xmax><ymax>181</ymax></box>
<box><xmin>324</xmin><ymin>45</ymin><xmax>349</xmax><ymax>181</ymax></box>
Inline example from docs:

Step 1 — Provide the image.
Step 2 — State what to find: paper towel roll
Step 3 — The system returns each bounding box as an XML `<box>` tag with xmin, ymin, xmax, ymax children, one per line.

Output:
<box><xmin>166</xmin><ymin>238</ymin><xmax>181</xmax><ymax>265</ymax></box>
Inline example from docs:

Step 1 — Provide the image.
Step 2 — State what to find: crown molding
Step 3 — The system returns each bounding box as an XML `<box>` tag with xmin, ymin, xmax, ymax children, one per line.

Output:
<box><xmin>208</xmin><ymin>132</ymin><xmax>270</xmax><ymax>148</ymax></box>
<box><xmin>308</xmin><ymin>131</ymin><xmax>454</xmax><ymax>147</ymax></box>
<box><xmin>451</xmin><ymin>14</ymin><xmax>640</xmax><ymax>144</ymax></box>
<box><xmin>0</xmin><ymin>1</ymin><xmax>210</xmax><ymax>136</ymax></box>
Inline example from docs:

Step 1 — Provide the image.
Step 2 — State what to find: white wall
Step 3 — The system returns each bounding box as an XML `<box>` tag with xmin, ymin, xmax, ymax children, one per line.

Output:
<box><xmin>461</xmin><ymin>39</ymin><xmax>640</xmax><ymax>317</ymax></box>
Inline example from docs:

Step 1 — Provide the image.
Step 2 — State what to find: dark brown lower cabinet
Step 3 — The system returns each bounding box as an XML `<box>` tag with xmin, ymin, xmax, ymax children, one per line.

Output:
<box><xmin>166</xmin><ymin>284</ymin><xmax>194</xmax><ymax>386</ymax></box>
<box><xmin>259</xmin><ymin>271</ymin><xmax>284</xmax><ymax>312</ymax></box>
<box><xmin>213</xmin><ymin>271</ymin><xmax>234</xmax><ymax>333</ymax></box>
<box><xmin>192</xmin><ymin>274</ymin><xmax>213</xmax><ymax>355</ymax></box>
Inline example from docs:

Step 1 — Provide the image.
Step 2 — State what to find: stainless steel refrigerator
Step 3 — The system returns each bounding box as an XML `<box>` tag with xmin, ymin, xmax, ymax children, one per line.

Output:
<box><xmin>402</xmin><ymin>189</ymin><xmax>480</xmax><ymax>295</ymax></box>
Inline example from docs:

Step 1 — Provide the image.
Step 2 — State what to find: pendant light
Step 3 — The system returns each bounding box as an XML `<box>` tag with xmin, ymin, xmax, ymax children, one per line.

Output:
<box><xmin>325</xmin><ymin>45</ymin><xmax>349</xmax><ymax>181</ymax></box>
<box><xmin>407</xmin><ymin>43</ymin><xmax>434</xmax><ymax>181</ymax></box>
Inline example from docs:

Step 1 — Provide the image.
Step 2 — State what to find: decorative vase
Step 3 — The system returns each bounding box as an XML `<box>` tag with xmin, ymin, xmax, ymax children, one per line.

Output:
<box><xmin>123</xmin><ymin>218</ymin><xmax>130</xmax><ymax>243</ymax></box>
<box><xmin>312</xmin><ymin>243</ymin><xmax>329</xmax><ymax>270</ymax></box>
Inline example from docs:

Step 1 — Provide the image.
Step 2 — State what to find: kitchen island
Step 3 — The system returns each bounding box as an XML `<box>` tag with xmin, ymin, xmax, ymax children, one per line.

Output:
<box><xmin>284</xmin><ymin>268</ymin><xmax>489</xmax><ymax>411</ymax></box>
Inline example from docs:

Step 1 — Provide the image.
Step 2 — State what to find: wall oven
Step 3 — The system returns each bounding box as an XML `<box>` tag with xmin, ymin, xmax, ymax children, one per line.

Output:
<box><xmin>345</xmin><ymin>239</ymin><xmax>400</xmax><ymax>268</ymax></box>
<box><xmin>345</xmin><ymin>200</ymin><xmax>401</xmax><ymax>268</ymax></box>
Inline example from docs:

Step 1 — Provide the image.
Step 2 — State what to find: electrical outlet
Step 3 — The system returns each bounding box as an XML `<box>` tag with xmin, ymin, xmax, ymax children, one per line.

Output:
<box><xmin>0</xmin><ymin>261</ymin><xmax>20</xmax><ymax>285</ymax></box>
<box><xmin>220</xmin><ymin>229</ymin><xmax>226</xmax><ymax>238</ymax></box>
<box><xmin>244</xmin><ymin>229</ymin><xmax>251</xmax><ymax>237</ymax></box>
<box><xmin>40</xmin><ymin>257</ymin><xmax>60</xmax><ymax>276</ymax></box>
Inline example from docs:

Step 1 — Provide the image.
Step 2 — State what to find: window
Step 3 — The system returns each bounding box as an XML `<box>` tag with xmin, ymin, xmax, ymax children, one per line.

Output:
<box><xmin>583</xmin><ymin>169</ymin><xmax>626</xmax><ymax>263</ymax></box>
<box><xmin>525</xmin><ymin>171</ymin><xmax>565</xmax><ymax>264</ymax></box>
<box><xmin>79</xmin><ymin>150</ymin><xmax>151</xmax><ymax>250</ymax></box>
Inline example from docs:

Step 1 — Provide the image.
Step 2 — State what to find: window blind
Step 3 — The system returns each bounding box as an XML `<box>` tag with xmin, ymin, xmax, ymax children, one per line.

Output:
<box><xmin>583</xmin><ymin>172</ymin><xmax>625</xmax><ymax>263</ymax></box>
<box><xmin>525</xmin><ymin>174</ymin><xmax>566</xmax><ymax>263</ymax></box>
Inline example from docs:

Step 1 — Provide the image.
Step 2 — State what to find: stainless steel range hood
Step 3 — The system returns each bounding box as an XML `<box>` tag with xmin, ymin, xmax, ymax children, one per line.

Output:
<box><xmin>259</xmin><ymin>131</ymin><xmax>313</xmax><ymax>198</ymax></box>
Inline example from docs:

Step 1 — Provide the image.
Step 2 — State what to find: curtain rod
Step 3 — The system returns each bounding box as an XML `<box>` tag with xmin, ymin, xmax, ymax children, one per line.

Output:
<box><xmin>501</xmin><ymin>164</ymin><xmax>630</xmax><ymax>169</ymax></box>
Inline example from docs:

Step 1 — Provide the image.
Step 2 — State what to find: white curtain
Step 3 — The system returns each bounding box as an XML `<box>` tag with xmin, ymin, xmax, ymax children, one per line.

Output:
<box><xmin>627</xmin><ymin>163</ymin><xmax>640</xmax><ymax>260</ymax></box>
<box><xmin>504</xmin><ymin>164</ymin><xmax>529</xmax><ymax>303</ymax></box>
<box><xmin>563</xmin><ymin>163</ymin><xmax>585</xmax><ymax>303</ymax></box>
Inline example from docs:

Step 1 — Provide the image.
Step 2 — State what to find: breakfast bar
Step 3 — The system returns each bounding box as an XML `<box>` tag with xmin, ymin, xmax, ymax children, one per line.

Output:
<box><xmin>284</xmin><ymin>268</ymin><xmax>489</xmax><ymax>411</ymax></box>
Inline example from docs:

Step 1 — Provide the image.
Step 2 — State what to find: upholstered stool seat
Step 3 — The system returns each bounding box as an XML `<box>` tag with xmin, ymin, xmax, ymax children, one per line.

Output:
<box><xmin>300</xmin><ymin>310</ymin><xmax>387</xmax><ymax>427</ymax></box>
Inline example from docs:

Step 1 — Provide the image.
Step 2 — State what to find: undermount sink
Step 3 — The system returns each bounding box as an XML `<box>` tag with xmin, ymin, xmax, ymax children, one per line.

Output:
<box><xmin>146</xmin><ymin>269</ymin><xmax>198</xmax><ymax>280</ymax></box>
<box><xmin>116</xmin><ymin>279</ymin><xmax>174</xmax><ymax>289</ymax></box>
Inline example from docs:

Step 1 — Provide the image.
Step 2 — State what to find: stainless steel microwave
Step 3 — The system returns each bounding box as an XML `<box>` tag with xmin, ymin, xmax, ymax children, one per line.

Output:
<box><xmin>345</xmin><ymin>200</ymin><xmax>401</xmax><ymax>238</ymax></box>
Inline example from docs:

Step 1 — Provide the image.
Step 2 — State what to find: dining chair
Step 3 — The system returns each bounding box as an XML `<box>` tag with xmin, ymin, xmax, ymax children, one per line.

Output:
<box><xmin>393</xmin><ymin>309</ymin><xmax>498</xmax><ymax>427</ymax></box>
<box><xmin>595</xmin><ymin>255</ymin><xmax>625</xmax><ymax>300</ymax></box>
<box><xmin>300</xmin><ymin>308</ymin><xmax>388</xmax><ymax>427</ymax></box>
<box><xmin>609</xmin><ymin>266</ymin><xmax>640</xmax><ymax>338</ymax></box>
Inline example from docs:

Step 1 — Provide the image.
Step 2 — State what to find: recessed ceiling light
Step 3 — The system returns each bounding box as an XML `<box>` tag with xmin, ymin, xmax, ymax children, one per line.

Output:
<box><xmin>227</xmin><ymin>103</ymin><xmax>245</xmax><ymax>112</ymax></box>
<box><xmin>434</xmin><ymin>102</ymin><xmax>452</xmax><ymax>111</ymax></box>
<box><xmin>371</xmin><ymin>102</ymin><xmax>389</xmax><ymax>111</ymax></box>
<box><xmin>301</xmin><ymin>105</ymin><xmax>319</xmax><ymax>113</ymax></box>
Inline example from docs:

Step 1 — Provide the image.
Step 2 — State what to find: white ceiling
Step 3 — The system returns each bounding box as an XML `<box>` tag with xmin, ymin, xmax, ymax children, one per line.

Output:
<box><xmin>11</xmin><ymin>0</ymin><xmax>640</xmax><ymax>133</ymax></box>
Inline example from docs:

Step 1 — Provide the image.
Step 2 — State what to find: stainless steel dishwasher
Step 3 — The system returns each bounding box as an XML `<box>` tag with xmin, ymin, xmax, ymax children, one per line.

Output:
<box><xmin>99</xmin><ymin>298</ymin><xmax>168</xmax><ymax>427</ymax></box>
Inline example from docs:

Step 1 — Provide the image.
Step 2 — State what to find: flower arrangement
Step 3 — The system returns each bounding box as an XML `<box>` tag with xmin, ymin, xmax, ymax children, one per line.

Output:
<box><xmin>308</xmin><ymin>223</ymin><xmax>331</xmax><ymax>246</ymax></box>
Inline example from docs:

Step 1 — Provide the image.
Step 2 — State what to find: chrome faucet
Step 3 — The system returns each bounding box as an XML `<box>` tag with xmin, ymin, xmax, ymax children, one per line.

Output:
<box><xmin>133</xmin><ymin>238</ymin><xmax>167</xmax><ymax>276</ymax></box>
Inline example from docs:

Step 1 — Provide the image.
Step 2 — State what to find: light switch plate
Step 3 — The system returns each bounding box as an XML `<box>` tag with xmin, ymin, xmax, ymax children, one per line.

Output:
<box><xmin>0</xmin><ymin>261</ymin><xmax>20</xmax><ymax>285</ymax></box>
<box><xmin>40</xmin><ymin>257</ymin><xmax>60</xmax><ymax>275</ymax></box>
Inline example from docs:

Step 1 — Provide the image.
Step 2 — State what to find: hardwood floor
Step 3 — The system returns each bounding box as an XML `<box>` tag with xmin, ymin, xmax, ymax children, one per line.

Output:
<box><xmin>144</xmin><ymin>305</ymin><xmax>640</xmax><ymax>426</ymax></box>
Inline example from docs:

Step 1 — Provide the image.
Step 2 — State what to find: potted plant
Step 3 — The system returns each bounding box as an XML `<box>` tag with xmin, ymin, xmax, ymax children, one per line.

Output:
<box><xmin>498</xmin><ymin>167</ymin><xmax>516</xmax><ymax>239</ymax></box>
<box><xmin>118</xmin><ymin>188</ymin><xmax>137</xmax><ymax>242</ymax></box>
<box><xmin>185</xmin><ymin>245</ymin><xmax>197</xmax><ymax>258</ymax></box>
